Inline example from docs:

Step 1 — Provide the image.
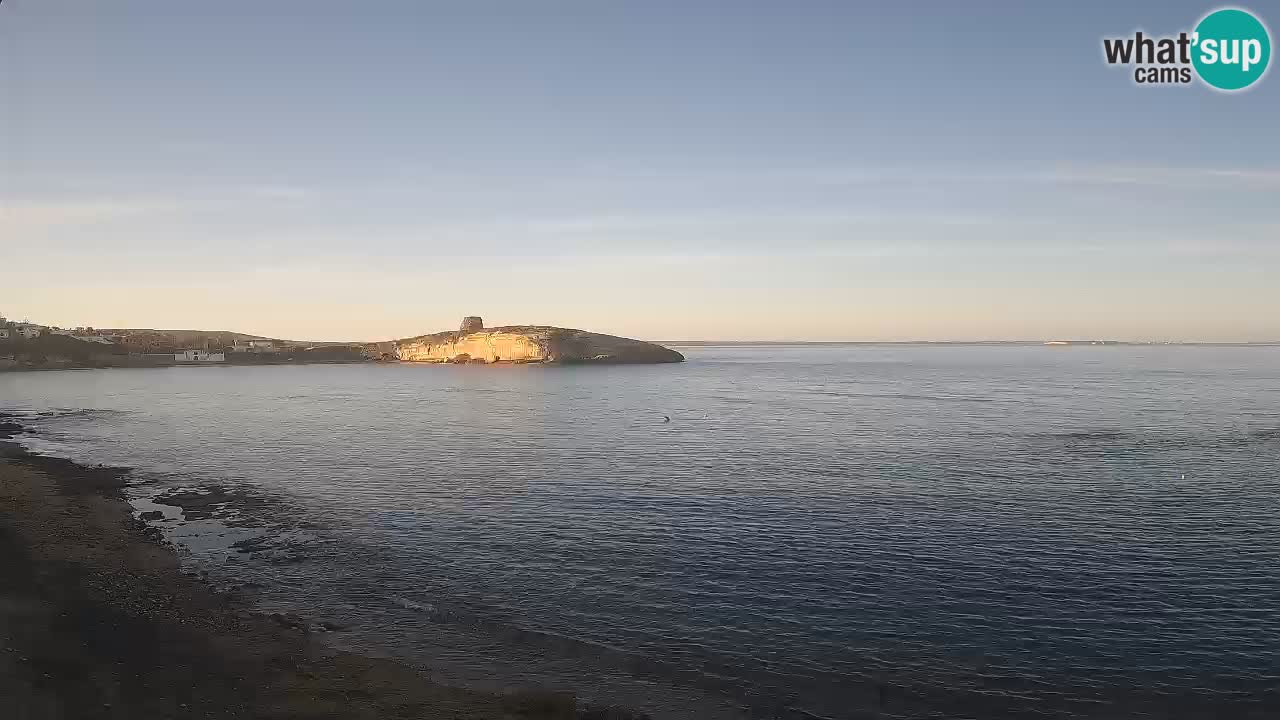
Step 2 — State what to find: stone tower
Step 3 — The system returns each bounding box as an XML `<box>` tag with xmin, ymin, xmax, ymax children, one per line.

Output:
<box><xmin>459</xmin><ymin>316</ymin><xmax>484</xmax><ymax>334</ymax></box>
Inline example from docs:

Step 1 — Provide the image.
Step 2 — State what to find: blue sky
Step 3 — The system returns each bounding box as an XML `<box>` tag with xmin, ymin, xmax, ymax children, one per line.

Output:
<box><xmin>2</xmin><ymin>0</ymin><xmax>1277</xmax><ymax>341</ymax></box>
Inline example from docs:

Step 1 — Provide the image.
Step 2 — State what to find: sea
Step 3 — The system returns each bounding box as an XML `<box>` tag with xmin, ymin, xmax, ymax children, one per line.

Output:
<box><xmin>3</xmin><ymin>344</ymin><xmax>1279</xmax><ymax>719</ymax></box>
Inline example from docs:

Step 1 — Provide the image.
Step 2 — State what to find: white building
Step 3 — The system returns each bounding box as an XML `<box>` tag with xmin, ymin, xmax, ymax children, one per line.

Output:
<box><xmin>175</xmin><ymin>350</ymin><xmax>226</xmax><ymax>363</ymax></box>
<box><xmin>0</xmin><ymin>329</ymin><xmax>9</xmax><ymax>339</ymax></box>
<box><xmin>232</xmin><ymin>339</ymin><xmax>277</xmax><ymax>353</ymax></box>
<box><xmin>15</xmin><ymin>324</ymin><xmax>43</xmax><ymax>339</ymax></box>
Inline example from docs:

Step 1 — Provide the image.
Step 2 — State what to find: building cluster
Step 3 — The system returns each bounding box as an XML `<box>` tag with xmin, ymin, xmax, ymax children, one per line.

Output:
<box><xmin>51</xmin><ymin>328</ymin><xmax>125</xmax><ymax>344</ymax></box>
<box><xmin>1</xmin><ymin>320</ymin><xmax>125</xmax><ymax>344</ymax></box>
<box><xmin>1</xmin><ymin>315</ymin><xmax>286</xmax><ymax>364</ymax></box>
<box><xmin>3</xmin><ymin>317</ymin><xmax>108</xmax><ymax>340</ymax></box>
<box><xmin>164</xmin><ymin>340</ymin><xmax>279</xmax><ymax>363</ymax></box>
<box><xmin>145</xmin><ymin>339</ymin><xmax>281</xmax><ymax>363</ymax></box>
<box><xmin>232</xmin><ymin>339</ymin><xmax>277</xmax><ymax>353</ymax></box>
<box><xmin>170</xmin><ymin>349</ymin><xmax>227</xmax><ymax>363</ymax></box>
<box><xmin>0</xmin><ymin>317</ymin><xmax>50</xmax><ymax>340</ymax></box>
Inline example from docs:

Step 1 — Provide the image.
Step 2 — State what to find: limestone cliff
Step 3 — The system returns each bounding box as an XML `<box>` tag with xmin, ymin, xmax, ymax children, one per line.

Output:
<box><xmin>394</xmin><ymin>318</ymin><xmax>683</xmax><ymax>364</ymax></box>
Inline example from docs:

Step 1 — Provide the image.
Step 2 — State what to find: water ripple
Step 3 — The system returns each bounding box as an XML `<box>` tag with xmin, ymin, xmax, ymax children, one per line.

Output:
<box><xmin>3</xmin><ymin>345</ymin><xmax>1280</xmax><ymax>719</ymax></box>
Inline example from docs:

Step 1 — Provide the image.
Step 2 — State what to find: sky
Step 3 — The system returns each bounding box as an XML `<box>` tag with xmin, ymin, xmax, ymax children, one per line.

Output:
<box><xmin>2</xmin><ymin>0</ymin><xmax>1277</xmax><ymax>342</ymax></box>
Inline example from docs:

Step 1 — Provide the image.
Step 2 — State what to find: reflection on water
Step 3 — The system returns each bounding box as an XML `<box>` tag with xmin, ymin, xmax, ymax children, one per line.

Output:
<box><xmin>4</xmin><ymin>345</ymin><xmax>1280</xmax><ymax>718</ymax></box>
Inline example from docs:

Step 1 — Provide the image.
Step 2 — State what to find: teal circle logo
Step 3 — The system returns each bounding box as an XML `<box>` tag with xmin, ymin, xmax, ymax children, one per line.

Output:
<box><xmin>1192</xmin><ymin>8</ymin><xmax>1271</xmax><ymax>91</ymax></box>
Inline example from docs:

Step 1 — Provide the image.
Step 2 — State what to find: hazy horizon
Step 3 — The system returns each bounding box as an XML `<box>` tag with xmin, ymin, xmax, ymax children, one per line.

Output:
<box><xmin>6</xmin><ymin>316</ymin><xmax>1279</xmax><ymax>346</ymax></box>
<box><xmin>4</xmin><ymin>1</ymin><xmax>1278</xmax><ymax>343</ymax></box>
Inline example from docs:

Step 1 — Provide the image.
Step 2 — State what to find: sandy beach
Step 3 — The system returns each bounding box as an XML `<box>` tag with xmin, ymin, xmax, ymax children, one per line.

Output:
<box><xmin>0</xmin><ymin>419</ymin><xmax>645</xmax><ymax>720</ymax></box>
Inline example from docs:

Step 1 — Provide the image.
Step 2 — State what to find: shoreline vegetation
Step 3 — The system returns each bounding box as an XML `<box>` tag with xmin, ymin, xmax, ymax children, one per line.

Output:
<box><xmin>0</xmin><ymin>416</ymin><xmax>649</xmax><ymax>720</ymax></box>
<box><xmin>4</xmin><ymin>337</ymin><xmax>1277</xmax><ymax>372</ymax></box>
<box><xmin>0</xmin><ymin>335</ymin><xmax>370</xmax><ymax>373</ymax></box>
<box><xmin>3</xmin><ymin>316</ymin><xmax>1275</xmax><ymax>372</ymax></box>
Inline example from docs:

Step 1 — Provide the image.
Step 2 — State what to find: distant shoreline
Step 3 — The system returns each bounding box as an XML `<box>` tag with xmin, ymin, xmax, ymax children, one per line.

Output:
<box><xmin>5</xmin><ymin>341</ymin><xmax>1277</xmax><ymax>373</ymax></box>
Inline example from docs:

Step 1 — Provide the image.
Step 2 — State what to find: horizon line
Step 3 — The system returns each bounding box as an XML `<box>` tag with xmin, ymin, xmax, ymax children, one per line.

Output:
<box><xmin>7</xmin><ymin>320</ymin><xmax>1277</xmax><ymax>347</ymax></box>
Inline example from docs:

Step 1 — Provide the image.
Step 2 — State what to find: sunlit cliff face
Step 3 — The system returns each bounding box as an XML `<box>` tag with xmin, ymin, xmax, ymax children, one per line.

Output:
<box><xmin>393</xmin><ymin>320</ymin><xmax>684</xmax><ymax>364</ymax></box>
<box><xmin>396</xmin><ymin>329</ymin><xmax>547</xmax><ymax>363</ymax></box>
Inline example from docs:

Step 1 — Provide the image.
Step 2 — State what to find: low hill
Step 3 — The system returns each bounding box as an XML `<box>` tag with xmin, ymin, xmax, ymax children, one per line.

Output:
<box><xmin>394</xmin><ymin>318</ymin><xmax>684</xmax><ymax>364</ymax></box>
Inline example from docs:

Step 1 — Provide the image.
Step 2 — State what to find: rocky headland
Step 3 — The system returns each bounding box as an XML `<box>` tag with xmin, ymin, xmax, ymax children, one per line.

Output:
<box><xmin>393</xmin><ymin>317</ymin><xmax>684</xmax><ymax>365</ymax></box>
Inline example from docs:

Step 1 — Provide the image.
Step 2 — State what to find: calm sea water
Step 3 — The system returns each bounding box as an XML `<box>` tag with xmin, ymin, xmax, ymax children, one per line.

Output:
<box><xmin>4</xmin><ymin>345</ymin><xmax>1280</xmax><ymax>718</ymax></box>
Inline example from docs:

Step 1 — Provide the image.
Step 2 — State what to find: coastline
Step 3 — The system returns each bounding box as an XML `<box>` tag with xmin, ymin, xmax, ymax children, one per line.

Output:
<box><xmin>0</xmin><ymin>418</ymin><xmax>647</xmax><ymax>720</ymax></box>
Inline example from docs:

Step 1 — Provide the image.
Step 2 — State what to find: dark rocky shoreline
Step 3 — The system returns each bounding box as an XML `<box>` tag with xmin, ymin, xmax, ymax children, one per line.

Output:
<box><xmin>0</xmin><ymin>416</ymin><xmax>648</xmax><ymax>720</ymax></box>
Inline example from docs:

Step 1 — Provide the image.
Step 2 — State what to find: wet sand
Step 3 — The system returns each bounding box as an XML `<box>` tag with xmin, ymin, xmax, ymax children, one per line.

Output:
<box><xmin>0</xmin><ymin>423</ymin><xmax>645</xmax><ymax>719</ymax></box>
